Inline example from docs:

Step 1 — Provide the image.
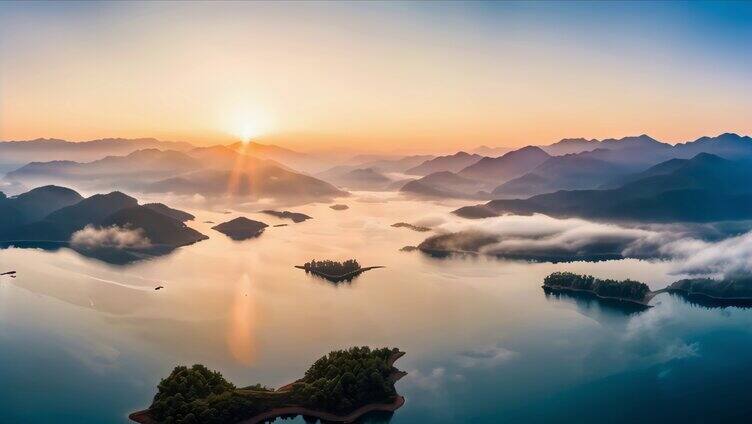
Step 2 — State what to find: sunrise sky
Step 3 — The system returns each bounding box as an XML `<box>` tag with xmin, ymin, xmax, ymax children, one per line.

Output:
<box><xmin>1</xmin><ymin>1</ymin><xmax>750</xmax><ymax>153</ymax></box>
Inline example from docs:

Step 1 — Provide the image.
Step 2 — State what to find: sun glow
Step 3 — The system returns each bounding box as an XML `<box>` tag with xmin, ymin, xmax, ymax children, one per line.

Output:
<box><xmin>236</xmin><ymin>123</ymin><xmax>263</xmax><ymax>144</ymax></box>
<box><xmin>226</xmin><ymin>107</ymin><xmax>274</xmax><ymax>144</ymax></box>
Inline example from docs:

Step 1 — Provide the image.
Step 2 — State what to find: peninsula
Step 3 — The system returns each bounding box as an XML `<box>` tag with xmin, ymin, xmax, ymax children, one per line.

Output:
<box><xmin>666</xmin><ymin>277</ymin><xmax>752</xmax><ymax>306</ymax></box>
<box><xmin>296</xmin><ymin>259</ymin><xmax>384</xmax><ymax>283</ymax></box>
<box><xmin>129</xmin><ymin>346</ymin><xmax>406</xmax><ymax>424</ymax></box>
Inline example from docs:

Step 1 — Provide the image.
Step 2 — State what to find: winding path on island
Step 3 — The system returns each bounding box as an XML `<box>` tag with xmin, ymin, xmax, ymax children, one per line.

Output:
<box><xmin>543</xmin><ymin>286</ymin><xmax>670</xmax><ymax>308</ymax></box>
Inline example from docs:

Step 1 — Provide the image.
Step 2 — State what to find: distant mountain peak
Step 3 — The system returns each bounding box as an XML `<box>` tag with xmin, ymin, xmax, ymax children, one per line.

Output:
<box><xmin>405</xmin><ymin>151</ymin><xmax>484</xmax><ymax>176</ymax></box>
<box><xmin>553</xmin><ymin>137</ymin><xmax>598</xmax><ymax>144</ymax></box>
<box><xmin>696</xmin><ymin>132</ymin><xmax>748</xmax><ymax>142</ymax></box>
<box><xmin>514</xmin><ymin>145</ymin><xmax>549</xmax><ymax>154</ymax></box>
<box><xmin>689</xmin><ymin>152</ymin><xmax>726</xmax><ymax>163</ymax></box>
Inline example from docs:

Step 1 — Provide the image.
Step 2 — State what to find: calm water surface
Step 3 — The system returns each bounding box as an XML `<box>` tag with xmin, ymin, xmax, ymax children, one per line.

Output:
<box><xmin>1</xmin><ymin>194</ymin><xmax>752</xmax><ymax>423</ymax></box>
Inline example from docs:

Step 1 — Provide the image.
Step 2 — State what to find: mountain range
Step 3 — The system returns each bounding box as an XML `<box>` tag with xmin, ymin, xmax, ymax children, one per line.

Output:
<box><xmin>4</xmin><ymin>132</ymin><xmax>752</xmax><ymax>205</ymax></box>
<box><xmin>400</xmin><ymin>146</ymin><xmax>552</xmax><ymax>199</ymax></box>
<box><xmin>405</xmin><ymin>151</ymin><xmax>484</xmax><ymax>176</ymax></box>
<box><xmin>3</xmin><ymin>145</ymin><xmax>345</xmax><ymax>202</ymax></box>
<box><xmin>0</xmin><ymin>137</ymin><xmax>194</xmax><ymax>166</ymax></box>
<box><xmin>455</xmin><ymin>153</ymin><xmax>752</xmax><ymax>222</ymax></box>
<box><xmin>400</xmin><ymin>171</ymin><xmax>490</xmax><ymax>199</ymax></box>
<box><xmin>405</xmin><ymin>133</ymin><xmax>752</xmax><ymax>200</ymax></box>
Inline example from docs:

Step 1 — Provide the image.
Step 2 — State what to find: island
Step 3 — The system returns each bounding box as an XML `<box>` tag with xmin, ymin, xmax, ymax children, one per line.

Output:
<box><xmin>0</xmin><ymin>187</ymin><xmax>209</xmax><ymax>264</ymax></box>
<box><xmin>211</xmin><ymin>217</ymin><xmax>269</xmax><ymax>240</ymax></box>
<box><xmin>296</xmin><ymin>259</ymin><xmax>384</xmax><ymax>283</ymax></box>
<box><xmin>542</xmin><ymin>272</ymin><xmax>655</xmax><ymax>308</ymax></box>
<box><xmin>260</xmin><ymin>210</ymin><xmax>312</xmax><ymax>223</ymax></box>
<box><xmin>329</xmin><ymin>204</ymin><xmax>349</xmax><ymax>211</ymax></box>
<box><xmin>666</xmin><ymin>277</ymin><xmax>752</xmax><ymax>306</ymax></box>
<box><xmin>391</xmin><ymin>222</ymin><xmax>431</xmax><ymax>232</ymax></box>
<box><xmin>129</xmin><ymin>346</ymin><xmax>406</xmax><ymax>424</ymax></box>
<box><xmin>417</xmin><ymin>232</ymin><xmax>496</xmax><ymax>257</ymax></box>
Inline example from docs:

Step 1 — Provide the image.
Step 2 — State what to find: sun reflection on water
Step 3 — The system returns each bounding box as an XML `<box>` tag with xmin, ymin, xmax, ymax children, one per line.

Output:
<box><xmin>227</xmin><ymin>273</ymin><xmax>258</xmax><ymax>366</ymax></box>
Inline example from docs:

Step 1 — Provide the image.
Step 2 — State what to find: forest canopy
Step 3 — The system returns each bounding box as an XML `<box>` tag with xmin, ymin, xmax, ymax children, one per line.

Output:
<box><xmin>147</xmin><ymin>346</ymin><xmax>403</xmax><ymax>424</ymax></box>
<box><xmin>543</xmin><ymin>271</ymin><xmax>650</xmax><ymax>301</ymax></box>
<box><xmin>302</xmin><ymin>259</ymin><xmax>361</xmax><ymax>276</ymax></box>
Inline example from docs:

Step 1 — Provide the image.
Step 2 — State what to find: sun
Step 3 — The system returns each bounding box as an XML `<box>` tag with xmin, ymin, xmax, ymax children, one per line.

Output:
<box><xmin>224</xmin><ymin>106</ymin><xmax>274</xmax><ymax>144</ymax></box>
<box><xmin>236</xmin><ymin>123</ymin><xmax>263</xmax><ymax>144</ymax></box>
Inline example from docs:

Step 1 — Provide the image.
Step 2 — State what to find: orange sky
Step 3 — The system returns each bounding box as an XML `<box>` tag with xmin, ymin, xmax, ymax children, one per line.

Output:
<box><xmin>1</xmin><ymin>2</ymin><xmax>750</xmax><ymax>153</ymax></box>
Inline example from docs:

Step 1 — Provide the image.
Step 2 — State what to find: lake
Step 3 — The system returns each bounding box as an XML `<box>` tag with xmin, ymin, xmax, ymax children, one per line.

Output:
<box><xmin>2</xmin><ymin>193</ymin><xmax>751</xmax><ymax>423</ymax></box>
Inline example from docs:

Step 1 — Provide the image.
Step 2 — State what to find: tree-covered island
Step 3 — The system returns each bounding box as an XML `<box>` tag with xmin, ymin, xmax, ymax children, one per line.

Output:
<box><xmin>542</xmin><ymin>272</ymin><xmax>652</xmax><ymax>307</ymax></box>
<box><xmin>296</xmin><ymin>259</ymin><xmax>384</xmax><ymax>283</ymax></box>
<box><xmin>129</xmin><ymin>346</ymin><xmax>406</xmax><ymax>424</ymax></box>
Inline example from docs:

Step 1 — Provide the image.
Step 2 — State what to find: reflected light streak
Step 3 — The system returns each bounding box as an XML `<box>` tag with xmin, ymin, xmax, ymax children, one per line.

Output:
<box><xmin>226</xmin><ymin>273</ymin><xmax>258</xmax><ymax>366</ymax></box>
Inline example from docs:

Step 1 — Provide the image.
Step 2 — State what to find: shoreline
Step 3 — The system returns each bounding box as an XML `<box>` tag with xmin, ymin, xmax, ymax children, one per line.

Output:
<box><xmin>542</xmin><ymin>285</ymin><xmax>656</xmax><ymax>308</ymax></box>
<box><xmin>295</xmin><ymin>265</ymin><xmax>385</xmax><ymax>282</ymax></box>
<box><xmin>235</xmin><ymin>395</ymin><xmax>405</xmax><ymax>424</ymax></box>
<box><xmin>666</xmin><ymin>288</ymin><xmax>752</xmax><ymax>305</ymax></box>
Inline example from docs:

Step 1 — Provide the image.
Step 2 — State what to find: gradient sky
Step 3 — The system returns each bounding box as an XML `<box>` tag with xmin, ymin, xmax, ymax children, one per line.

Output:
<box><xmin>1</xmin><ymin>1</ymin><xmax>750</xmax><ymax>152</ymax></box>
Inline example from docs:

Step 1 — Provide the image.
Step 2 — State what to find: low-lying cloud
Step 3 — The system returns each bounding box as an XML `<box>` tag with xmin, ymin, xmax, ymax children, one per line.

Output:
<box><xmin>70</xmin><ymin>225</ymin><xmax>151</xmax><ymax>250</ymax></box>
<box><xmin>423</xmin><ymin>213</ymin><xmax>752</xmax><ymax>278</ymax></box>
<box><xmin>456</xmin><ymin>344</ymin><xmax>517</xmax><ymax>369</ymax></box>
<box><xmin>660</xmin><ymin>231</ymin><xmax>752</xmax><ymax>278</ymax></box>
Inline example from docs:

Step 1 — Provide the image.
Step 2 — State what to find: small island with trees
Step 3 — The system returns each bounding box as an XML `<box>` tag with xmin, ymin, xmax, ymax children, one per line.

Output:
<box><xmin>296</xmin><ymin>259</ymin><xmax>384</xmax><ymax>283</ymax></box>
<box><xmin>261</xmin><ymin>210</ymin><xmax>312</xmax><ymax>223</ymax></box>
<box><xmin>391</xmin><ymin>222</ymin><xmax>431</xmax><ymax>232</ymax></box>
<box><xmin>542</xmin><ymin>272</ymin><xmax>655</xmax><ymax>307</ymax></box>
<box><xmin>212</xmin><ymin>217</ymin><xmax>269</xmax><ymax>240</ymax></box>
<box><xmin>129</xmin><ymin>346</ymin><xmax>406</xmax><ymax>424</ymax></box>
<box><xmin>329</xmin><ymin>204</ymin><xmax>349</xmax><ymax>211</ymax></box>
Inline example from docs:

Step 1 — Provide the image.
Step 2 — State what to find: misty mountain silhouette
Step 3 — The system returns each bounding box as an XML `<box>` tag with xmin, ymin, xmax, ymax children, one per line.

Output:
<box><xmin>455</xmin><ymin>153</ymin><xmax>752</xmax><ymax>222</ymax></box>
<box><xmin>457</xmin><ymin>146</ymin><xmax>551</xmax><ymax>182</ymax></box>
<box><xmin>315</xmin><ymin>154</ymin><xmax>435</xmax><ymax>190</ymax></box>
<box><xmin>401</xmin><ymin>171</ymin><xmax>490</xmax><ymax>199</ymax></box>
<box><xmin>225</xmin><ymin>141</ymin><xmax>335</xmax><ymax>174</ymax></box>
<box><xmin>0</xmin><ymin>137</ymin><xmax>194</xmax><ymax>166</ymax></box>
<box><xmin>0</xmin><ymin>186</ymin><xmax>206</xmax><ymax>263</ymax></box>
<box><xmin>542</xmin><ymin>134</ymin><xmax>667</xmax><ymax>156</ymax></box>
<box><xmin>3</xmin><ymin>144</ymin><xmax>346</xmax><ymax>203</ymax></box>
<box><xmin>493</xmin><ymin>155</ymin><xmax>634</xmax><ymax>197</ymax></box>
<box><xmin>6</xmin><ymin>149</ymin><xmax>200</xmax><ymax>183</ymax></box>
<box><xmin>317</xmin><ymin>167</ymin><xmax>392</xmax><ymax>191</ymax></box>
<box><xmin>405</xmin><ymin>151</ymin><xmax>483</xmax><ymax>176</ymax></box>
<box><xmin>486</xmin><ymin>133</ymin><xmax>752</xmax><ymax>198</ymax></box>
